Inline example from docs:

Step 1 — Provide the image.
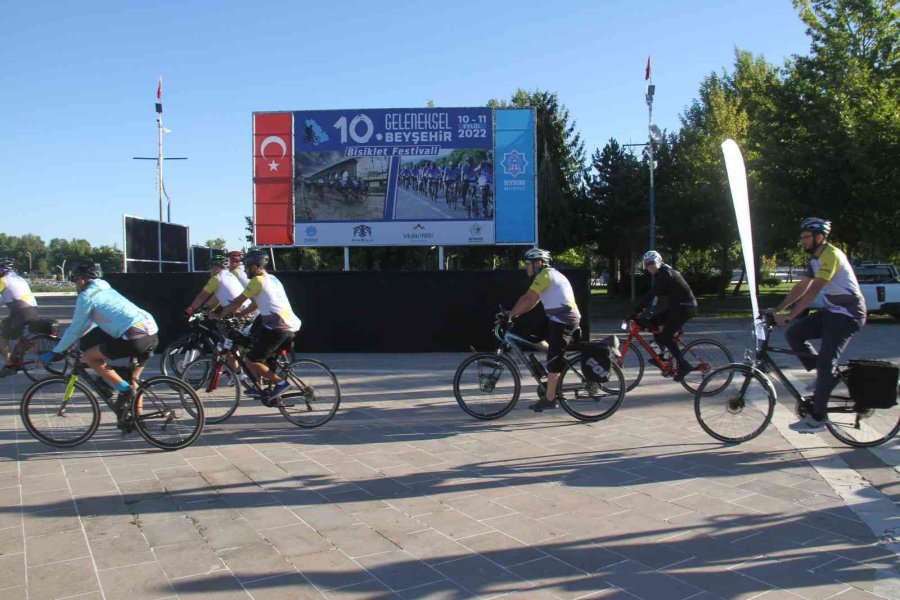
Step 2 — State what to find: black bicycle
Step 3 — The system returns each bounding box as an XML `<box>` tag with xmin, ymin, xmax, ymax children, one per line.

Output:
<box><xmin>453</xmin><ymin>312</ymin><xmax>626</xmax><ymax>422</ymax></box>
<box><xmin>158</xmin><ymin>312</ymin><xmax>221</xmax><ymax>377</ymax></box>
<box><xmin>694</xmin><ymin>313</ymin><xmax>900</xmax><ymax>447</ymax></box>
<box><xmin>20</xmin><ymin>349</ymin><xmax>205</xmax><ymax>450</ymax></box>
<box><xmin>180</xmin><ymin>324</ymin><xmax>340</xmax><ymax>427</ymax></box>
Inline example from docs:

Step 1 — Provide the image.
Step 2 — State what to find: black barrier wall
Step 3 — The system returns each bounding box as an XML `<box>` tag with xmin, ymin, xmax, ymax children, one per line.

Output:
<box><xmin>105</xmin><ymin>269</ymin><xmax>590</xmax><ymax>352</ymax></box>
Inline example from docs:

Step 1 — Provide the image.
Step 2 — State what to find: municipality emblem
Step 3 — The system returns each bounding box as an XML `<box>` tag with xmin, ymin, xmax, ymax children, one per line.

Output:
<box><xmin>501</xmin><ymin>150</ymin><xmax>528</xmax><ymax>177</ymax></box>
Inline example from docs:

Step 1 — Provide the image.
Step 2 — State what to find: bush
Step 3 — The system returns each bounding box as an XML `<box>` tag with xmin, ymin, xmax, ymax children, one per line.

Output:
<box><xmin>685</xmin><ymin>272</ymin><xmax>732</xmax><ymax>295</ymax></box>
<box><xmin>760</xmin><ymin>275</ymin><xmax>782</xmax><ymax>288</ymax></box>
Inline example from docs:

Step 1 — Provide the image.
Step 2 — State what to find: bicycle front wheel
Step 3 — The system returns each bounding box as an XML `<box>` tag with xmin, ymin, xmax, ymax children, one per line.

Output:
<box><xmin>277</xmin><ymin>359</ymin><xmax>341</xmax><ymax>428</ymax></box>
<box><xmin>826</xmin><ymin>376</ymin><xmax>900</xmax><ymax>447</ymax></box>
<box><xmin>617</xmin><ymin>342</ymin><xmax>645</xmax><ymax>392</ymax></box>
<box><xmin>694</xmin><ymin>364</ymin><xmax>774</xmax><ymax>443</ymax></box>
<box><xmin>181</xmin><ymin>357</ymin><xmax>241</xmax><ymax>424</ymax></box>
<box><xmin>132</xmin><ymin>376</ymin><xmax>205</xmax><ymax>450</ymax></box>
<box><xmin>557</xmin><ymin>360</ymin><xmax>626</xmax><ymax>422</ymax></box>
<box><xmin>21</xmin><ymin>378</ymin><xmax>100</xmax><ymax>447</ymax></box>
<box><xmin>453</xmin><ymin>352</ymin><xmax>520</xmax><ymax>420</ymax></box>
<box><xmin>160</xmin><ymin>336</ymin><xmax>209</xmax><ymax>378</ymax></box>
<box><xmin>680</xmin><ymin>339</ymin><xmax>733</xmax><ymax>394</ymax></box>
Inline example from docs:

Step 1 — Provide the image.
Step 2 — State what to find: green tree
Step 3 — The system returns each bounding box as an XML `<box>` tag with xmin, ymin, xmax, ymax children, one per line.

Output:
<box><xmin>15</xmin><ymin>234</ymin><xmax>46</xmax><ymax>273</ymax></box>
<box><xmin>205</xmin><ymin>238</ymin><xmax>227</xmax><ymax>249</ymax></box>
<box><xmin>92</xmin><ymin>245</ymin><xmax>123</xmax><ymax>274</ymax></box>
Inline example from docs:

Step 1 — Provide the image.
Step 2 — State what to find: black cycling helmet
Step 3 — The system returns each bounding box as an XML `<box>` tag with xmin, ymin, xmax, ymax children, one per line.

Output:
<box><xmin>71</xmin><ymin>261</ymin><xmax>100</xmax><ymax>280</ymax></box>
<box><xmin>800</xmin><ymin>217</ymin><xmax>831</xmax><ymax>237</ymax></box>
<box><xmin>243</xmin><ymin>251</ymin><xmax>269</xmax><ymax>269</ymax></box>
<box><xmin>0</xmin><ymin>258</ymin><xmax>14</xmax><ymax>275</ymax></box>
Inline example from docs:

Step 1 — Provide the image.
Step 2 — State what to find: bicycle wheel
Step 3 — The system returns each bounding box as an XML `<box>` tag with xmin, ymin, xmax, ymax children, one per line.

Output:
<box><xmin>680</xmin><ymin>339</ymin><xmax>734</xmax><ymax>394</ymax></box>
<box><xmin>20</xmin><ymin>377</ymin><xmax>100</xmax><ymax>447</ymax></box>
<box><xmin>181</xmin><ymin>357</ymin><xmax>241</xmax><ymax>424</ymax></box>
<box><xmin>617</xmin><ymin>342</ymin><xmax>645</xmax><ymax>392</ymax></box>
<box><xmin>557</xmin><ymin>359</ymin><xmax>626</xmax><ymax>422</ymax></box>
<box><xmin>278</xmin><ymin>359</ymin><xmax>341</xmax><ymax>428</ymax></box>
<box><xmin>453</xmin><ymin>352</ymin><xmax>520</xmax><ymax>420</ymax></box>
<box><xmin>132</xmin><ymin>376</ymin><xmax>204</xmax><ymax>450</ymax></box>
<box><xmin>825</xmin><ymin>376</ymin><xmax>900</xmax><ymax>447</ymax></box>
<box><xmin>20</xmin><ymin>335</ymin><xmax>70</xmax><ymax>382</ymax></box>
<box><xmin>694</xmin><ymin>364</ymin><xmax>775</xmax><ymax>443</ymax></box>
<box><xmin>160</xmin><ymin>336</ymin><xmax>211</xmax><ymax>378</ymax></box>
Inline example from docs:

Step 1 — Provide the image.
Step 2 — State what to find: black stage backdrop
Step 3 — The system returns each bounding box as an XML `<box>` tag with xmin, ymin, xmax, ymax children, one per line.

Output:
<box><xmin>106</xmin><ymin>269</ymin><xmax>590</xmax><ymax>352</ymax></box>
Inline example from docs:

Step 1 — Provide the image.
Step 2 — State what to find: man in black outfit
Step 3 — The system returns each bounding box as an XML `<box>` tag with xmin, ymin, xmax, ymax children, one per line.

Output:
<box><xmin>628</xmin><ymin>250</ymin><xmax>698</xmax><ymax>381</ymax></box>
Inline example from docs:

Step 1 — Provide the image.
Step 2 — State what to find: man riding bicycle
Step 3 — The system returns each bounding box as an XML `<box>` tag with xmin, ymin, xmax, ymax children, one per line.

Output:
<box><xmin>211</xmin><ymin>251</ymin><xmax>301</xmax><ymax>405</ymax></box>
<box><xmin>508</xmin><ymin>248</ymin><xmax>582</xmax><ymax>412</ymax></box>
<box><xmin>0</xmin><ymin>258</ymin><xmax>39</xmax><ymax>376</ymax></box>
<box><xmin>186</xmin><ymin>253</ymin><xmax>249</xmax><ymax>317</ymax></box>
<box><xmin>770</xmin><ymin>218</ymin><xmax>866</xmax><ymax>433</ymax></box>
<box><xmin>227</xmin><ymin>250</ymin><xmax>250</xmax><ymax>286</ymax></box>
<box><xmin>41</xmin><ymin>261</ymin><xmax>159</xmax><ymax>417</ymax></box>
<box><xmin>628</xmin><ymin>250</ymin><xmax>698</xmax><ymax>382</ymax></box>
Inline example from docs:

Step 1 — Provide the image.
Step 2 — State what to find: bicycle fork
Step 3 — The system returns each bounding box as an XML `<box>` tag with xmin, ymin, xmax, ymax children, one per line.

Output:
<box><xmin>58</xmin><ymin>374</ymin><xmax>79</xmax><ymax>416</ymax></box>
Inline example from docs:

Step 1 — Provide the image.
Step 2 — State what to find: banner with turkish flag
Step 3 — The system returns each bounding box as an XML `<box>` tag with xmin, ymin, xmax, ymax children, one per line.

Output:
<box><xmin>253</xmin><ymin>113</ymin><xmax>294</xmax><ymax>245</ymax></box>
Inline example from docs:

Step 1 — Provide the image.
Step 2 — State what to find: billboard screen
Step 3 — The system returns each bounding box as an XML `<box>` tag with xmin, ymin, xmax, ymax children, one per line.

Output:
<box><xmin>253</xmin><ymin>107</ymin><xmax>536</xmax><ymax>247</ymax></box>
<box><xmin>123</xmin><ymin>215</ymin><xmax>189</xmax><ymax>272</ymax></box>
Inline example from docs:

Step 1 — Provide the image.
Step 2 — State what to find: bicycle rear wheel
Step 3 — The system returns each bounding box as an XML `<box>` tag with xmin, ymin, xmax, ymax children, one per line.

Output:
<box><xmin>21</xmin><ymin>335</ymin><xmax>70</xmax><ymax>382</ymax></box>
<box><xmin>557</xmin><ymin>360</ymin><xmax>626</xmax><ymax>422</ymax></box>
<box><xmin>694</xmin><ymin>364</ymin><xmax>774</xmax><ymax>443</ymax></box>
<box><xmin>825</xmin><ymin>376</ymin><xmax>900</xmax><ymax>447</ymax></box>
<box><xmin>181</xmin><ymin>357</ymin><xmax>241</xmax><ymax>424</ymax></box>
<box><xmin>680</xmin><ymin>339</ymin><xmax>734</xmax><ymax>394</ymax></box>
<box><xmin>453</xmin><ymin>352</ymin><xmax>520</xmax><ymax>420</ymax></box>
<box><xmin>20</xmin><ymin>378</ymin><xmax>100</xmax><ymax>447</ymax></box>
<box><xmin>132</xmin><ymin>376</ymin><xmax>204</xmax><ymax>450</ymax></box>
<box><xmin>617</xmin><ymin>342</ymin><xmax>645</xmax><ymax>392</ymax></box>
<box><xmin>277</xmin><ymin>359</ymin><xmax>341</xmax><ymax>428</ymax></box>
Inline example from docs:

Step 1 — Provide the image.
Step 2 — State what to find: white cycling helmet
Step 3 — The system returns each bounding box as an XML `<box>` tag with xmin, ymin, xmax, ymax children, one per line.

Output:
<box><xmin>523</xmin><ymin>248</ymin><xmax>551</xmax><ymax>263</ymax></box>
<box><xmin>642</xmin><ymin>250</ymin><xmax>663</xmax><ymax>266</ymax></box>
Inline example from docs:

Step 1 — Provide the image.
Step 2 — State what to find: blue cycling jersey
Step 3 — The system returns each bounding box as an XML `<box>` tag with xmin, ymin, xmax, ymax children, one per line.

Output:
<box><xmin>53</xmin><ymin>279</ymin><xmax>158</xmax><ymax>353</ymax></box>
<box><xmin>461</xmin><ymin>165</ymin><xmax>477</xmax><ymax>181</ymax></box>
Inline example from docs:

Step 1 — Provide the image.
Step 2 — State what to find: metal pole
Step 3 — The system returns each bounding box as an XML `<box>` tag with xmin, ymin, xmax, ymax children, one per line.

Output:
<box><xmin>344</xmin><ymin>247</ymin><xmax>350</xmax><ymax>271</ymax></box>
<box><xmin>157</xmin><ymin>109</ymin><xmax>164</xmax><ymax>273</ymax></box>
<box><xmin>646</xmin><ymin>86</ymin><xmax>656</xmax><ymax>252</ymax></box>
<box><xmin>438</xmin><ymin>246</ymin><xmax>445</xmax><ymax>271</ymax></box>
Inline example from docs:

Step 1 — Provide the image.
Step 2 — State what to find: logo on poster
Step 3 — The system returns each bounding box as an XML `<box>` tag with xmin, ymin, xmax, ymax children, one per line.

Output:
<box><xmin>468</xmin><ymin>223</ymin><xmax>484</xmax><ymax>242</ymax></box>
<box><xmin>501</xmin><ymin>150</ymin><xmax>528</xmax><ymax>177</ymax></box>
<box><xmin>403</xmin><ymin>223</ymin><xmax>433</xmax><ymax>241</ymax></box>
<box><xmin>303</xmin><ymin>119</ymin><xmax>329</xmax><ymax>146</ymax></box>
<box><xmin>305</xmin><ymin>226</ymin><xmax>318</xmax><ymax>237</ymax></box>
<box><xmin>352</xmin><ymin>224</ymin><xmax>374</xmax><ymax>242</ymax></box>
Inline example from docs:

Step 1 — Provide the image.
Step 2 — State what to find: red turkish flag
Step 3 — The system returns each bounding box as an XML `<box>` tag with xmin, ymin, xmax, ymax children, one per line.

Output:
<box><xmin>156</xmin><ymin>77</ymin><xmax>162</xmax><ymax>99</ymax></box>
<box><xmin>645</xmin><ymin>57</ymin><xmax>652</xmax><ymax>81</ymax></box>
<box><xmin>253</xmin><ymin>112</ymin><xmax>294</xmax><ymax>245</ymax></box>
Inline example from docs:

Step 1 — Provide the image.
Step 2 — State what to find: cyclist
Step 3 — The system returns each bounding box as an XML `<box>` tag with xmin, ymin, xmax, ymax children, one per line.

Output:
<box><xmin>186</xmin><ymin>254</ymin><xmax>248</xmax><ymax>316</ymax></box>
<box><xmin>460</xmin><ymin>156</ymin><xmax>478</xmax><ymax>211</ymax></box>
<box><xmin>443</xmin><ymin>161</ymin><xmax>460</xmax><ymax>206</ymax></box>
<box><xmin>476</xmin><ymin>150</ymin><xmax>494</xmax><ymax>216</ymax></box>
<box><xmin>508</xmin><ymin>248</ymin><xmax>581</xmax><ymax>412</ymax></box>
<box><xmin>770</xmin><ymin>218</ymin><xmax>866</xmax><ymax>433</ymax></box>
<box><xmin>211</xmin><ymin>251</ymin><xmax>301</xmax><ymax>405</ymax></box>
<box><xmin>0</xmin><ymin>258</ymin><xmax>38</xmax><ymax>376</ymax></box>
<box><xmin>628</xmin><ymin>250</ymin><xmax>698</xmax><ymax>381</ymax></box>
<box><xmin>41</xmin><ymin>262</ymin><xmax>158</xmax><ymax>418</ymax></box>
<box><xmin>227</xmin><ymin>250</ymin><xmax>250</xmax><ymax>286</ymax></box>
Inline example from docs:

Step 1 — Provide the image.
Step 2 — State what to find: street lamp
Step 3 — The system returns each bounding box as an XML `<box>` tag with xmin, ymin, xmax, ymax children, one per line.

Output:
<box><xmin>646</xmin><ymin>84</ymin><xmax>657</xmax><ymax>251</ymax></box>
<box><xmin>24</xmin><ymin>251</ymin><xmax>32</xmax><ymax>273</ymax></box>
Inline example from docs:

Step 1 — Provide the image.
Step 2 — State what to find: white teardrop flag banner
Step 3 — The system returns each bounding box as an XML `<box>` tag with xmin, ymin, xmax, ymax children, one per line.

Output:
<box><xmin>721</xmin><ymin>139</ymin><xmax>766</xmax><ymax>344</ymax></box>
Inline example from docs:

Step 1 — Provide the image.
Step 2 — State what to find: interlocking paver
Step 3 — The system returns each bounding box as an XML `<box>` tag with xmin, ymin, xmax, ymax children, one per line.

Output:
<box><xmin>3</xmin><ymin>317</ymin><xmax>899</xmax><ymax>600</ymax></box>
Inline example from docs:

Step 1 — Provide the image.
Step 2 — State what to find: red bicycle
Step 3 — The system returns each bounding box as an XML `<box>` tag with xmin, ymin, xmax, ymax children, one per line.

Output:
<box><xmin>616</xmin><ymin>318</ymin><xmax>733</xmax><ymax>393</ymax></box>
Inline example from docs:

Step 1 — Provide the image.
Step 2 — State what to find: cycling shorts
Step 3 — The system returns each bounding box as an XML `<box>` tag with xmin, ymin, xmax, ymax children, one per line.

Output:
<box><xmin>1</xmin><ymin>306</ymin><xmax>38</xmax><ymax>340</ymax></box>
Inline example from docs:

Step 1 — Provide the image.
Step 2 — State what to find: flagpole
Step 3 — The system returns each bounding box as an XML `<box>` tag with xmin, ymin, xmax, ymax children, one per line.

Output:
<box><xmin>645</xmin><ymin>57</ymin><xmax>656</xmax><ymax>252</ymax></box>
<box><xmin>157</xmin><ymin>85</ymin><xmax>164</xmax><ymax>272</ymax></box>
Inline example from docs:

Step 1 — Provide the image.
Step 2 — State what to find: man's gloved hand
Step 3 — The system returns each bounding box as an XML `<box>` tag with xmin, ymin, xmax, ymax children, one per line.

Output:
<box><xmin>39</xmin><ymin>351</ymin><xmax>63</xmax><ymax>365</ymax></box>
<box><xmin>184</xmin><ymin>306</ymin><xmax>196</xmax><ymax>317</ymax></box>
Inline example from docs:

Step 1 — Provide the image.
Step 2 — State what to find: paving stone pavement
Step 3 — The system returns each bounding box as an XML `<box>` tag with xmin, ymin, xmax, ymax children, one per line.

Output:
<box><xmin>0</xmin><ymin>316</ymin><xmax>898</xmax><ymax>599</ymax></box>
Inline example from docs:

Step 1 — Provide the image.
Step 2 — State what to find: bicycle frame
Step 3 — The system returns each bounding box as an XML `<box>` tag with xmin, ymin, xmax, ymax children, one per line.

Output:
<box><xmin>619</xmin><ymin>320</ymin><xmax>687</xmax><ymax>374</ymax></box>
<box><xmin>491</xmin><ymin>322</ymin><xmax>581</xmax><ymax>387</ymax></box>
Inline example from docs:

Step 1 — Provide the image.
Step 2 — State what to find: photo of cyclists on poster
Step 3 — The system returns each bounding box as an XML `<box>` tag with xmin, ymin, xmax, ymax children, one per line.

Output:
<box><xmin>294</xmin><ymin>152</ymin><xmax>389</xmax><ymax>222</ymax></box>
<box><xmin>393</xmin><ymin>149</ymin><xmax>493</xmax><ymax>220</ymax></box>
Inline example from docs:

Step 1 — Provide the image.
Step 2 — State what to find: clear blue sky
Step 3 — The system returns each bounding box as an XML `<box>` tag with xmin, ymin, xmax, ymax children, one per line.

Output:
<box><xmin>1</xmin><ymin>0</ymin><xmax>810</xmax><ymax>251</ymax></box>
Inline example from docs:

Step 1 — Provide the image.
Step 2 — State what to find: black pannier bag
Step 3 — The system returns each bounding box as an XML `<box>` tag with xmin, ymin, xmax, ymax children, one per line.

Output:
<box><xmin>26</xmin><ymin>319</ymin><xmax>59</xmax><ymax>336</ymax></box>
<box><xmin>846</xmin><ymin>359</ymin><xmax>899</xmax><ymax>409</ymax></box>
<box><xmin>580</xmin><ymin>335</ymin><xmax>620</xmax><ymax>384</ymax></box>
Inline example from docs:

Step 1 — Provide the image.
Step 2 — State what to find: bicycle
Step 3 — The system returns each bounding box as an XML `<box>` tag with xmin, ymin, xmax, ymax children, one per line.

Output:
<box><xmin>20</xmin><ymin>349</ymin><xmax>205</xmax><ymax>450</ymax></box>
<box><xmin>453</xmin><ymin>312</ymin><xmax>626</xmax><ymax>422</ymax></box>
<box><xmin>180</xmin><ymin>324</ymin><xmax>340</xmax><ymax>427</ymax></box>
<box><xmin>694</xmin><ymin>313</ymin><xmax>900</xmax><ymax>447</ymax></box>
<box><xmin>616</xmin><ymin>317</ymin><xmax>733</xmax><ymax>393</ymax></box>
<box><xmin>158</xmin><ymin>312</ymin><xmax>221</xmax><ymax>377</ymax></box>
<box><xmin>0</xmin><ymin>318</ymin><xmax>71</xmax><ymax>382</ymax></box>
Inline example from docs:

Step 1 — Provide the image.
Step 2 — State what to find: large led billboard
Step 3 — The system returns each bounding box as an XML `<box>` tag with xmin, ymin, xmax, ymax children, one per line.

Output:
<box><xmin>253</xmin><ymin>107</ymin><xmax>536</xmax><ymax>247</ymax></box>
